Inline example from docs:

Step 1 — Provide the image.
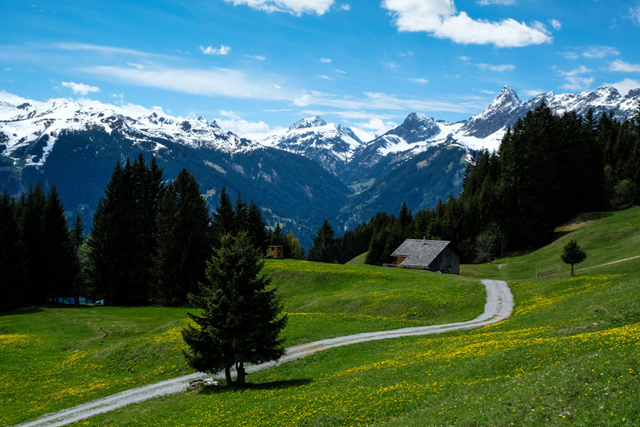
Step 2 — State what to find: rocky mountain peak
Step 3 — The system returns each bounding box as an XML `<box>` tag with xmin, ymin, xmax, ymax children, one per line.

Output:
<box><xmin>289</xmin><ymin>116</ymin><xmax>328</xmax><ymax>131</ymax></box>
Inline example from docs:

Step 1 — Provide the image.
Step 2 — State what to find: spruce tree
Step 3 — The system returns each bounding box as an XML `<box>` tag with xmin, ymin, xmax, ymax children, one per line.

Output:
<box><xmin>234</xmin><ymin>193</ymin><xmax>249</xmax><ymax>234</ymax></box>
<box><xmin>307</xmin><ymin>219</ymin><xmax>338</xmax><ymax>263</ymax></box>
<box><xmin>247</xmin><ymin>201</ymin><xmax>268</xmax><ymax>255</ymax></box>
<box><xmin>0</xmin><ymin>189</ymin><xmax>27</xmax><ymax>311</ymax></box>
<box><xmin>70</xmin><ymin>213</ymin><xmax>85</xmax><ymax>252</ymax></box>
<box><xmin>151</xmin><ymin>169</ymin><xmax>212</xmax><ymax>305</ymax></box>
<box><xmin>42</xmin><ymin>184</ymin><xmax>78</xmax><ymax>301</ymax></box>
<box><xmin>182</xmin><ymin>233</ymin><xmax>287</xmax><ymax>386</ymax></box>
<box><xmin>212</xmin><ymin>186</ymin><xmax>235</xmax><ymax>246</ymax></box>
<box><xmin>20</xmin><ymin>184</ymin><xmax>48</xmax><ymax>302</ymax></box>
<box><xmin>561</xmin><ymin>239</ymin><xmax>587</xmax><ymax>276</ymax></box>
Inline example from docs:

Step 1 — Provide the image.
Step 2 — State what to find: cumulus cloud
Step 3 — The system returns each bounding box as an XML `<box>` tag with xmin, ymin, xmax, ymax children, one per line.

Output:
<box><xmin>320</xmin><ymin>58</ymin><xmax>332</xmax><ymax>63</ymax></box>
<box><xmin>200</xmin><ymin>45</ymin><xmax>231</xmax><ymax>55</ymax></box>
<box><xmin>606</xmin><ymin>78</ymin><xmax>640</xmax><ymax>96</ymax></box>
<box><xmin>609</xmin><ymin>59</ymin><xmax>640</xmax><ymax>73</ymax></box>
<box><xmin>408</xmin><ymin>77</ymin><xmax>429</xmax><ymax>84</ymax></box>
<box><xmin>475</xmin><ymin>63</ymin><xmax>516</xmax><ymax>71</ymax></box>
<box><xmin>559</xmin><ymin>65</ymin><xmax>593</xmax><ymax>91</ymax></box>
<box><xmin>215</xmin><ymin>117</ymin><xmax>274</xmax><ymax>137</ymax></box>
<box><xmin>337</xmin><ymin>3</ymin><xmax>350</xmax><ymax>10</ymax></box>
<box><xmin>549</xmin><ymin>19</ymin><xmax>561</xmax><ymax>30</ymax></box>
<box><xmin>382</xmin><ymin>0</ymin><xmax>552</xmax><ymax>48</ymax></box>
<box><xmin>582</xmin><ymin>46</ymin><xmax>619</xmax><ymax>59</ymax></box>
<box><xmin>61</xmin><ymin>81</ymin><xmax>100</xmax><ymax>95</ymax></box>
<box><xmin>224</xmin><ymin>0</ymin><xmax>334</xmax><ymax>16</ymax></box>
<box><xmin>83</xmin><ymin>65</ymin><xmax>291</xmax><ymax>100</ymax></box>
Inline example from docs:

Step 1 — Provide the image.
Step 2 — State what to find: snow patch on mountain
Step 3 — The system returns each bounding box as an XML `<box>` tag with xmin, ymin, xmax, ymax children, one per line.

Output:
<box><xmin>0</xmin><ymin>94</ymin><xmax>259</xmax><ymax>167</ymax></box>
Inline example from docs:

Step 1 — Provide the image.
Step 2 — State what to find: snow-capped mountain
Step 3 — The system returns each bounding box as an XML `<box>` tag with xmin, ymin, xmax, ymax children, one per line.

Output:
<box><xmin>260</xmin><ymin>116</ymin><xmax>362</xmax><ymax>175</ymax></box>
<box><xmin>0</xmin><ymin>97</ymin><xmax>258</xmax><ymax>167</ymax></box>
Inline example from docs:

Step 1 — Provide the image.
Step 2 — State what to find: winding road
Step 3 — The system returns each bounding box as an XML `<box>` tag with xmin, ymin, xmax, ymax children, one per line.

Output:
<box><xmin>15</xmin><ymin>279</ymin><xmax>513</xmax><ymax>427</ymax></box>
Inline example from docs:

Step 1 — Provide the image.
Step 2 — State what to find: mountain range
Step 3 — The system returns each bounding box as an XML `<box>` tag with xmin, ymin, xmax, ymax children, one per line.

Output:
<box><xmin>1</xmin><ymin>85</ymin><xmax>638</xmax><ymax>247</ymax></box>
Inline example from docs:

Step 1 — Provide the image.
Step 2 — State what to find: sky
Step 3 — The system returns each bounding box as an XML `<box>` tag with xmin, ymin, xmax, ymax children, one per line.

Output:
<box><xmin>1</xmin><ymin>0</ymin><xmax>640</xmax><ymax>142</ymax></box>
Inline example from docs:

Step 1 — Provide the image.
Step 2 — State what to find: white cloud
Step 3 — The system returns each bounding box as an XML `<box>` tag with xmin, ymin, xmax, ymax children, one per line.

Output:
<box><xmin>477</xmin><ymin>0</ymin><xmax>515</xmax><ymax>5</ymax></box>
<box><xmin>109</xmin><ymin>92</ymin><xmax>125</xmax><ymax>103</ymax></box>
<box><xmin>247</xmin><ymin>55</ymin><xmax>266</xmax><ymax>60</ymax></box>
<box><xmin>609</xmin><ymin>59</ymin><xmax>640</xmax><ymax>73</ymax></box>
<box><xmin>83</xmin><ymin>65</ymin><xmax>291</xmax><ymax>100</ymax></box>
<box><xmin>127</xmin><ymin>62</ymin><xmax>145</xmax><ymax>70</ymax></box>
<box><xmin>294</xmin><ymin>90</ymin><xmax>486</xmax><ymax>113</ymax></box>
<box><xmin>606</xmin><ymin>78</ymin><xmax>640</xmax><ymax>96</ymax></box>
<box><xmin>558</xmin><ymin>51</ymin><xmax>579</xmax><ymax>60</ymax></box>
<box><xmin>559</xmin><ymin>66</ymin><xmax>593</xmax><ymax>91</ymax></box>
<box><xmin>382</xmin><ymin>0</ymin><xmax>552</xmax><ymax>48</ymax></box>
<box><xmin>56</xmin><ymin>43</ymin><xmax>174</xmax><ymax>59</ymax></box>
<box><xmin>386</xmin><ymin>61</ymin><xmax>400</xmax><ymax>68</ymax></box>
<box><xmin>475</xmin><ymin>63</ymin><xmax>516</xmax><ymax>71</ymax></box>
<box><xmin>582</xmin><ymin>46</ymin><xmax>619</xmax><ymax>59</ymax></box>
<box><xmin>4</xmin><ymin>68</ymin><xmax>10</xmax><ymax>71</ymax></box>
<box><xmin>549</xmin><ymin>19</ymin><xmax>561</xmax><ymax>30</ymax></box>
<box><xmin>408</xmin><ymin>77</ymin><xmax>429</xmax><ymax>84</ymax></box>
<box><xmin>320</xmin><ymin>58</ymin><xmax>332</xmax><ymax>63</ymax></box>
<box><xmin>458</xmin><ymin>56</ymin><xmax>471</xmax><ymax>61</ymax></box>
<box><xmin>334</xmin><ymin>69</ymin><xmax>346</xmax><ymax>74</ymax></box>
<box><xmin>479</xmin><ymin>89</ymin><xmax>496</xmax><ymax>94</ymax></box>
<box><xmin>61</xmin><ymin>81</ymin><xmax>100</xmax><ymax>95</ymax></box>
<box><xmin>399</xmin><ymin>51</ymin><xmax>414</xmax><ymax>56</ymax></box>
<box><xmin>200</xmin><ymin>45</ymin><xmax>231</xmax><ymax>55</ymax></box>
<box><xmin>224</xmin><ymin>0</ymin><xmax>334</xmax><ymax>16</ymax></box>
<box><xmin>522</xmin><ymin>89</ymin><xmax>544</xmax><ymax>97</ymax></box>
<box><xmin>215</xmin><ymin>117</ymin><xmax>275</xmax><ymax>137</ymax></box>
<box><xmin>631</xmin><ymin>6</ymin><xmax>640</xmax><ymax>25</ymax></box>
<box><xmin>317</xmin><ymin>75</ymin><xmax>334</xmax><ymax>81</ymax></box>
<box><xmin>337</xmin><ymin>3</ymin><xmax>350</xmax><ymax>10</ymax></box>
<box><xmin>350</xmin><ymin>118</ymin><xmax>399</xmax><ymax>142</ymax></box>
<box><xmin>219</xmin><ymin>109</ymin><xmax>241</xmax><ymax>119</ymax></box>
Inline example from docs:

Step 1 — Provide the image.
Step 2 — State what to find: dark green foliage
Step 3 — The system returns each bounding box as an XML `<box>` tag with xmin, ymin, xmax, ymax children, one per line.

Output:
<box><xmin>307</xmin><ymin>219</ymin><xmax>339</xmax><ymax>263</ymax></box>
<box><xmin>211</xmin><ymin>186</ymin><xmax>235</xmax><ymax>246</ymax></box>
<box><xmin>89</xmin><ymin>156</ymin><xmax>165</xmax><ymax>305</ymax></box>
<box><xmin>0</xmin><ymin>189</ymin><xmax>27</xmax><ymax>311</ymax></box>
<box><xmin>70</xmin><ymin>213</ymin><xmax>85</xmax><ymax>252</ymax></box>
<box><xmin>182</xmin><ymin>233</ymin><xmax>287</xmax><ymax>386</ymax></box>
<box><xmin>151</xmin><ymin>169</ymin><xmax>212</xmax><ymax>305</ymax></box>
<box><xmin>42</xmin><ymin>184</ymin><xmax>79</xmax><ymax>301</ymax></box>
<box><xmin>20</xmin><ymin>184</ymin><xmax>48</xmax><ymax>302</ymax></box>
<box><xmin>247</xmin><ymin>201</ymin><xmax>269</xmax><ymax>255</ymax></box>
<box><xmin>561</xmin><ymin>239</ymin><xmax>587</xmax><ymax>276</ymax></box>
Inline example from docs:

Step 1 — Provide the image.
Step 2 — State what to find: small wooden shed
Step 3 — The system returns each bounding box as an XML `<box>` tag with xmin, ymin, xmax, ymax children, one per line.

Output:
<box><xmin>390</xmin><ymin>239</ymin><xmax>460</xmax><ymax>275</ymax></box>
<box><xmin>268</xmin><ymin>245</ymin><xmax>284</xmax><ymax>259</ymax></box>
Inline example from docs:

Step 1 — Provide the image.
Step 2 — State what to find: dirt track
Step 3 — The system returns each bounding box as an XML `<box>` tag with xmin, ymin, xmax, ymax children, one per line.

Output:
<box><xmin>15</xmin><ymin>279</ymin><xmax>513</xmax><ymax>427</ymax></box>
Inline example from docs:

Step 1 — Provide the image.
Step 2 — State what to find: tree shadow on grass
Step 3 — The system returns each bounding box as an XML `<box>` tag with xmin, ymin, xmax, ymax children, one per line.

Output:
<box><xmin>0</xmin><ymin>306</ymin><xmax>43</xmax><ymax>317</ymax></box>
<box><xmin>199</xmin><ymin>378</ymin><xmax>313</xmax><ymax>394</ymax></box>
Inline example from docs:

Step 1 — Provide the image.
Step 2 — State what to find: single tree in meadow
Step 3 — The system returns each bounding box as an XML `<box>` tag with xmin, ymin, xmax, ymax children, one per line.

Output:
<box><xmin>561</xmin><ymin>239</ymin><xmax>587</xmax><ymax>277</ymax></box>
<box><xmin>182</xmin><ymin>233</ymin><xmax>287</xmax><ymax>387</ymax></box>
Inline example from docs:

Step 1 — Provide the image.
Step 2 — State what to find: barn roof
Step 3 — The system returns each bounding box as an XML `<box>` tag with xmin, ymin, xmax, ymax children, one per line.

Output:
<box><xmin>391</xmin><ymin>239</ymin><xmax>452</xmax><ymax>268</ymax></box>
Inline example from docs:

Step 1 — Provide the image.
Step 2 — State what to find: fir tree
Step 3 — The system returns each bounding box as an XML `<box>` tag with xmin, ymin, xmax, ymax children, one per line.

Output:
<box><xmin>70</xmin><ymin>213</ymin><xmax>85</xmax><ymax>252</ymax></box>
<box><xmin>0</xmin><ymin>189</ymin><xmax>27</xmax><ymax>311</ymax></box>
<box><xmin>212</xmin><ymin>186</ymin><xmax>235</xmax><ymax>246</ymax></box>
<box><xmin>307</xmin><ymin>219</ymin><xmax>338</xmax><ymax>263</ymax></box>
<box><xmin>181</xmin><ymin>233</ymin><xmax>287</xmax><ymax>386</ymax></box>
<box><xmin>20</xmin><ymin>184</ymin><xmax>48</xmax><ymax>302</ymax></box>
<box><xmin>561</xmin><ymin>239</ymin><xmax>587</xmax><ymax>277</ymax></box>
<box><xmin>151</xmin><ymin>169</ymin><xmax>212</xmax><ymax>305</ymax></box>
<box><xmin>42</xmin><ymin>184</ymin><xmax>78</xmax><ymax>301</ymax></box>
<box><xmin>247</xmin><ymin>201</ymin><xmax>268</xmax><ymax>255</ymax></box>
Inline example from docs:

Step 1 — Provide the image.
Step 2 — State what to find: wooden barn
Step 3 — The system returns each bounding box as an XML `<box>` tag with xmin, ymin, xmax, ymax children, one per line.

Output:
<box><xmin>391</xmin><ymin>239</ymin><xmax>460</xmax><ymax>275</ymax></box>
<box><xmin>268</xmin><ymin>245</ymin><xmax>284</xmax><ymax>259</ymax></box>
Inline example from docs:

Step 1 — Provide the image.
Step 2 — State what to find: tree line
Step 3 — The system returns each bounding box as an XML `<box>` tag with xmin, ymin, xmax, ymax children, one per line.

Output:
<box><xmin>0</xmin><ymin>154</ymin><xmax>293</xmax><ymax>310</ymax></box>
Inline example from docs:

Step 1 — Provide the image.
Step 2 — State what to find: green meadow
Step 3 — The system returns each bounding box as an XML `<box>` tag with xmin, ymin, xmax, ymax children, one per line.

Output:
<box><xmin>0</xmin><ymin>260</ymin><xmax>483</xmax><ymax>425</ymax></box>
<box><xmin>3</xmin><ymin>207</ymin><xmax>640</xmax><ymax>426</ymax></box>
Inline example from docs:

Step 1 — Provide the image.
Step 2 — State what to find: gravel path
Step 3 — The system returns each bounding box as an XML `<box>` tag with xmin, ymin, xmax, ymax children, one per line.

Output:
<box><xmin>15</xmin><ymin>279</ymin><xmax>512</xmax><ymax>427</ymax></box>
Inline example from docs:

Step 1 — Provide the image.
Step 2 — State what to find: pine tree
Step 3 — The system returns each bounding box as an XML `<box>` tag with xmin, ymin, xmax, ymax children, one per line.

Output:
<box><xmin>42</xmin><ymin>184</ymin><xmax>78</xmax><ymax>301</ymax></box>
<box><xmin>151</xmin><ymin>169</ymin><xmax>212</xmax><ymax>305</ymax></box>
<box><xmin>234</xmin><ymin>194</ymin><xmax>249</xmax><ymax>234</ymax></box>
<box><xmin>20</xmin><ymin>184</ymin><xmax>48</xmax><ymax>302</ymax></box>
<box><xmin>561</xmin><ymin>239</ymin><xmax>587</xmax><ymax>276</ymax></box>
<box><xmin>181</xmin><ymin>233</ymin><xmax>287</xmax><ymax>386</ymax></box>
<box><xmin>307</xmin><ymin>219</ymin><xmax>338</xmax><ymax>263</ymax></box>
<box><xmin>0</xmin><ymin>189</ymin><xmax>27</xmax><ymax>311</ymax></box>
<box><xmin>70</xmin><ymin>213</ymin><xmax>85</xmax><ymax>252</ymax></box>
<box><xmin>212</xmin><ymin>186</ymin><xmax>235</xmax><ymax>247</ymax></box>
<box><xmin>247</xmin><ymin>201</ymin><xmax>268</xmax><ymax>255</ymax></box>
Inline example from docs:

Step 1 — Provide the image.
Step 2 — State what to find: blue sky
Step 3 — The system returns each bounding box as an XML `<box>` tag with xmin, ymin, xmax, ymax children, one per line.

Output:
<box><xmin>2</xmin><ymin>0</ymin><xmax>640</xmax><ymax>140</ymax></box>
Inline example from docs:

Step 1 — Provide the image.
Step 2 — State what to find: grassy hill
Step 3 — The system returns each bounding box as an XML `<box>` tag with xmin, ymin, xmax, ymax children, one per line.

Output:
<box><xmin>0</xmin><ymin>261</ymin><xmax>483</xmax><ymax>425</ymax></box>
<box><xmin>43</xmin><ymin>207</ymin><xmax>640</xmax><ymax>426</ymax></box>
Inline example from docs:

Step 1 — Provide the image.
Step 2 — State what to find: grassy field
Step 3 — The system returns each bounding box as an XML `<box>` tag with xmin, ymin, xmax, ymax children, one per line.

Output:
<box><xmin>0</xmin><ymin>261</ymin><xmax>483</xmax><ymax>425</ymax></box>
<box><xmin>52</xmin><ymin>207</ymin><xmax>640</xmax><ymax>426</ymax></box>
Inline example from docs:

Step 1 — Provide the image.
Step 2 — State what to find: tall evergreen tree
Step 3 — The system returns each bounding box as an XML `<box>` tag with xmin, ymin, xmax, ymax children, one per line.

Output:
<box><xmin>20</xmin><ymin>184</ymin><xmax>48</xmax><ymax>302</ymax></box>
<box><xmin>0</xmin><ymin>189</ymin><xmax>27</xmax><ymax>311</ymax></box>
<box><xmin>42</xmin><ymin>184</ymin><xmax>78</xmax><ymax>301</ymax></box>
<box><xmin>247</xmin><ymin>201</ymin><xmax>268</xmax><ymax>255</ymax></box>
<box><xmin>182</xmin><ymin>233</ymin><xmax>287</xmax><ymax>386</ymax></box>
<box><xmin>151</xmin><ymin>169</ymin><xmax>212</xmax><ymax>305</ymax></box>
<box><xmin>212</xmin><ymin>186</ymin><xmax>235</xmax><ymax>247</ymax></box>
<box><xmin>307</xmin><ymin>219</ymin><xmax>338</xmax><ymax>263</ymax></box>
<box><xmin>70</xmin><ymin>213</ymin><xmax>85</xmax><ymax>252</ymax></box>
